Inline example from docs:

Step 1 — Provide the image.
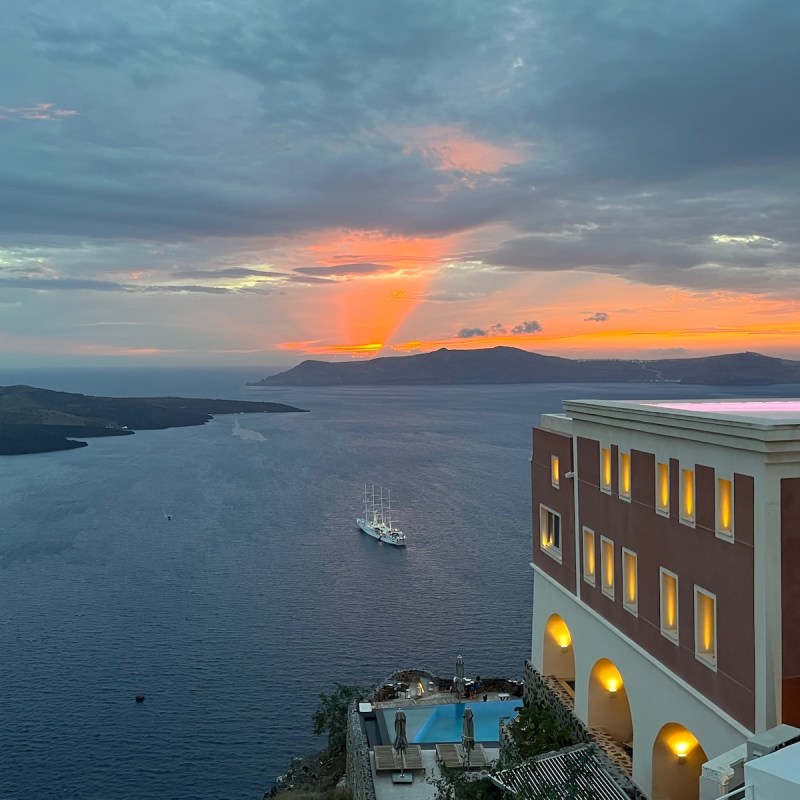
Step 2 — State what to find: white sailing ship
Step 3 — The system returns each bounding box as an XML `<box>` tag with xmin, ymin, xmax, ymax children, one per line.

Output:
<box><xmin>357</xmin><ymin>484</ymin><xmax>407</xmax><ymax>547</ymax></box>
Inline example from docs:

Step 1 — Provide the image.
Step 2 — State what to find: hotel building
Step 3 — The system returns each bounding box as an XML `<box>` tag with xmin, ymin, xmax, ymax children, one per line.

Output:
<box><xmin>529</xmin><ymin>399</ymin><xmax>800</xmax><ymax>799</ymax></box>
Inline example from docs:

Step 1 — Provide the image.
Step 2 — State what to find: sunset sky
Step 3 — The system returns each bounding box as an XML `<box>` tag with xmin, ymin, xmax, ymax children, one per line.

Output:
<box><xmin>1</xmin><ymin>0</ymin><xmax>798</xmax><ymax>367</ymax></box>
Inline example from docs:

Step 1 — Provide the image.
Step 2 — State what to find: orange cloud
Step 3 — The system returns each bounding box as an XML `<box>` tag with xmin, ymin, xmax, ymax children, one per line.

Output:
<box><xmin>399</xmin><ymin>125</ymin><xmax>529</xmax><ymax>173</ymax></box>
<box><xmin>278</xmin><ymin>340</ymin><xmax>384</xmax><ymax>355</ymax></box>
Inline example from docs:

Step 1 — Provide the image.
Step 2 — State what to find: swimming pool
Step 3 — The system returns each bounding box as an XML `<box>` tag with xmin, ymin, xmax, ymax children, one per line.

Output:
<box><xmin>380</xmin><ymin>700</ymin><xmax>519</xmax><ymax>744</ymax></box>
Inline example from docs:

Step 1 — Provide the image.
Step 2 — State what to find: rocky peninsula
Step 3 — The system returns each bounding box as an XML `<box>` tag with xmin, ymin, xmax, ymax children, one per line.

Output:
<box><xmin>0</xmin><ymin>385</ymin><xmax>308</xmax><ymax>455</ymax></box>
<box><xmin>250</xmin><ymin>347</ymin><xmax>800</xmax><ymax>387</ymax></box>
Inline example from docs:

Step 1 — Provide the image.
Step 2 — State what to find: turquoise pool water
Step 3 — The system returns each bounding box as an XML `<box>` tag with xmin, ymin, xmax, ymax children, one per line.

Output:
<box><xmin>382</xmin><ymin>700</ymin><xmax>519</xmax><ymax>744</ymax></box>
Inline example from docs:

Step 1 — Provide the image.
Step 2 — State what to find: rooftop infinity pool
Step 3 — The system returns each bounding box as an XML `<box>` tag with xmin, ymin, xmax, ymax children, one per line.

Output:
<box><xmin>381</xmin><ymin>700</ymin><xmax>519</xmax><ymax>744</ymax></box>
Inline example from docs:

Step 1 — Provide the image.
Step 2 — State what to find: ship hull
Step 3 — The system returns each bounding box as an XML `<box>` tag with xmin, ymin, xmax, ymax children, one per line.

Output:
<box><xmin>357</xmin><ymin>518</ymin><xmax>406</xmax><ymax>547</ymax></box>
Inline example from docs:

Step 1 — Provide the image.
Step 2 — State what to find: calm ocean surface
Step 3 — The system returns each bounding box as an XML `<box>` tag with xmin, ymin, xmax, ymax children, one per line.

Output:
<box><xmin>2</xmin><ymin>367</ymin><xmax>799</xmax><ymax>799</ymax></box>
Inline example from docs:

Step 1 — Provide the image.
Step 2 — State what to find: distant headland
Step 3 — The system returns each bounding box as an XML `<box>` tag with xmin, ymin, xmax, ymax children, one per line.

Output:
<box><xmin>248</xmin><ymin>346</ymin><xmax>800</xmax><ymax>387</ymax></box>
<box><xmin>0</xmin><ymin>385</ymin><xmax>308</xmax><ymax>456</ymax></box>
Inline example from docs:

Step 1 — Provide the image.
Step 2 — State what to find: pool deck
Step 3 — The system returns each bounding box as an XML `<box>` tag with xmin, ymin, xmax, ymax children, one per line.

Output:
<box><xmin>367</xmin><ymin>689</ymin><xmax>515</xmax><ymax>800</ymax></box>
<box><xmin>369</xmin><ymin>746</ymin><xmax>501</xmax><ymax>800</ymax></box>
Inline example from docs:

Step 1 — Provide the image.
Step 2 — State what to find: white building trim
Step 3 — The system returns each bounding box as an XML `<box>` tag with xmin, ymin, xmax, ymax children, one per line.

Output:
<box><xmin>532</xmin><ymin>566</ymin><xmax>752</xmax><ymax>794</ymax></box>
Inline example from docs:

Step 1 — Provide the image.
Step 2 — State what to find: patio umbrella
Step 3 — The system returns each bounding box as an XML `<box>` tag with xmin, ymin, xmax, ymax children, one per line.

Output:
<box><xmin>461</xmin><ymin>706</ymin><xmax>475</xmax><ymax>766</ymax></box>
<box><xmin>455</xmin><ymin>653</ymin><xmax>465</xmax><ymax>696</ymax></box>
<box><xmin>462</xmin><ymin>705</ymin><xmax>475</xmax><ymax>766</ymax></box>
<box><xmin>394</xmin><ymin>709</ymin><xmax>408</xmax><ymax>776</ymax></box>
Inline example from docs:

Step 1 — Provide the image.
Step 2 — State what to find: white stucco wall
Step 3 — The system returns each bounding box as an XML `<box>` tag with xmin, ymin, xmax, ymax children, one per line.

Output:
<box><xmin>531</xmin><ymin>568</ymin><xmax>751</xmax><ymax>795</ymax></box>
<box><xmin>745</xmin><ymin>742</ymin><xmax>800</xmax><ymax>800</ymax></box>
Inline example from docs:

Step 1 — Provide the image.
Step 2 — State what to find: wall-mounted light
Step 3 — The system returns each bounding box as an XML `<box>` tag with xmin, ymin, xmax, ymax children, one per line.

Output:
<box><xmin>674</xmin><ymin>741</ymin><xmax>689</xmax><ymax>764</ymax></box>
<box><xmin>607</xmin><ymin>678</ymin><xmax>619</xmax><ymax>698</ymax></box>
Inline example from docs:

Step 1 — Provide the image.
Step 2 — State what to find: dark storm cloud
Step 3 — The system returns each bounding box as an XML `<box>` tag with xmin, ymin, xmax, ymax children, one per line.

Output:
<box><xmin>0</xmin><ymin>0</ymin><xmax>798</xmax><ymax>298</ymax></box>
<box><xmin>511</xmin><ymin>320</ymin><xmax>542</xmax><ymax>334</ymax></box>
<box><xmin>456</xmin><ymin>320</ymin><xmax>542</xmax><ymax>337</ymax></box>
<box><xmin>522</xmin><ymin>0</ymin><xmax>800</xmax><ymax>182</ymax></box>
<box><xmin>293</xmin><ymin>263</ymin><xmax>391</xmax><ymax>277</ymax></box>
<box><xmin>456</xmin><ymin>328</ymin><xmax>486</xmax><ymax>338</ymax></box>
<box><xmin>173</xmin><ymin>267</ymin><xmax>286</xmax><ymax>280</ymax></box>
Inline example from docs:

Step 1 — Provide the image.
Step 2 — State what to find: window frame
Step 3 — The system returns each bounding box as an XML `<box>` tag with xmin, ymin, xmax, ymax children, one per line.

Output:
<box><xmin>660</xmin><ymin>567</ymin><xmax>679</xmax><ymax>644</ymax></box>
<box><xmin>694</xmin><ymin>585</ymin><xmax>718</xmax><ymax>670</ymax></box>
<box><xmin>539</xmin><ymin>504</ymin><xmax>562</xmax><ymax>563</ymax></box>
<box><xmin>656</xmin><ymin>461</ymin><xmax>670</xmax><ymax>517</ymax></box>
<box><xmin>600</xmin><ymin>535</ymin><xmax>615</xmax><ymax>599</ymax></box>
<box><xmin>582</xmin><ymin>527</ymin><xmax>596</xmax><ymax>586</ymax></box>
<box><xmin>619</xmin><ymin>450</ymin><xmax>632</xmax><ymax>502</ymax></box>
<box><xmin>600</xmin><ymin>447</ymin><xmax>612</xmax><ymax>494</ymax></box>
<box><xmin>716</xmin><ymin>473</ymin><xmax>735</xmax><ymax>541</ymax></box>
<box><xmin>622</xmin><ymin>547</ymin><xmax>638</xmax><ymax>616</ymax></box>
<box><xmin>680</xmin><ymin>466</ymin><xmax>696</xmax><ymax>527</ymax></box>
<box><xmin>551</xmin><ymin>454</ymin><xmax>560</xmax><ymax>488</ymax></box>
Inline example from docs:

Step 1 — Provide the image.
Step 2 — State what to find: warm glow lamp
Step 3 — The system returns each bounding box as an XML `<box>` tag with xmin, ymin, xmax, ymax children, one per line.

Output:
<box><xmin>674</xmin><ymin>741</ymin><xmax>690</xmax><ymax>763</ymax></box>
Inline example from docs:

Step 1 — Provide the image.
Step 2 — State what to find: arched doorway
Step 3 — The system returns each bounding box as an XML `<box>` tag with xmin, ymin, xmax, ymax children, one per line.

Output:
<box><xmin>587</xmin><ymin>658</ymin><xmax>633</xmax><ymax>746</ymax></box>
<box><xmin>543</xmin><ymin>614</ymin><xmax>575</xmax><ymax>684</ymax></box>
<box><xmin>651</xmin><ymin>722</ymin><xmax>706</xmax><ymax>800</ymax></box>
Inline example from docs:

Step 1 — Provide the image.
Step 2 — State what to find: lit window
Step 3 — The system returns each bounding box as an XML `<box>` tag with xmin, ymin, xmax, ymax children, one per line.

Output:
<box><xmin>600</xmin><ymin>447</ymin><xmax>612</xmax><ymax>493</ymax></box>
<box><xmin>680</xmin><ymin>468</ymin><xmax>695</xmax><ymax>524</ymax></box>
<box><xmin>717</xmin><ymin>477</ymin><xmax>733</xmax><ymax>538</ymax></box>
<box><xmin>601</xmin><ymin>536</ymin><xmax>614</xmax><ymax>598</ymax></box>
<box><xmin>619</xmin><ymin>451</ymin><xmax>631</xmax><ymax>500</ymax></box>
<box><xmin>660</xmin><ymin>568</ymin><xmax>679</xmax><ymax>642</ymax></box>
<box><xmin>695</xmin><ymin>586</ymin><xmax>717</xmax><ymax>668</ymax></box>
<box><xmin>540</xmin><ymin>506</ymin><xmax>562</xmax><ymax>562</ymax></box>
<box><xmin>551</xmin><ymin>455</ymin><xmax>560</xmax><ymax>488</ymax></box>
<box><xmin>656</xmin><ymin>462</ymin><xmax>670</xmax><ymax>516</ymax></box>
<box><xmin>622</xmin><ymin>548</ymin><xmax>638</xmax><ymax>615</ymax></box>
<box><xmin>582</xmin><ymin>528</ymin><xmax>596</xmax><ymax>585</ymax></box>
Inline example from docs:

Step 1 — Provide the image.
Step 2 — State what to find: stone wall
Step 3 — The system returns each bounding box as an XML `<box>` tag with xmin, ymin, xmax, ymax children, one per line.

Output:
<box><xmin>523</xmin><ymin>660</ymin><xmax>647</xmax><ymax>799</ymax></box>
<box><xmin>346</xmin><ymin>703</ymin><xmax>376</xmax><ymax>800</ymax></box>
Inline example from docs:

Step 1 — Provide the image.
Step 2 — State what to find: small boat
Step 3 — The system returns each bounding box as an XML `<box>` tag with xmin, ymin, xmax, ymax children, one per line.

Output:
<box><xmin>357</xmin><ymin>484</ymin><xmax>407</xmax><ymax>547</ymax></box>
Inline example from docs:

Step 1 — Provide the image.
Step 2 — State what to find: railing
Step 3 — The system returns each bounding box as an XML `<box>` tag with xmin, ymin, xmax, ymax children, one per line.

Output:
<box><xmin>714</xmin><ymin>785</ymin><xmax>754</xmax><ymax>800</ymax></box>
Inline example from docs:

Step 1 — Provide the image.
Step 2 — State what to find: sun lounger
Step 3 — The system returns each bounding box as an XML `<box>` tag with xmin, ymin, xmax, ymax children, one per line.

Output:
<box><xmin>460</xmin><ymin>743</ymin><xmax>490</xmax><ymax>768</ymax></box>
<box><xmin>374</xmin><ymin>746</ymin><xmax>398</xmax><ymax>771</ymax></box>
<box><xmin>375</xmin><ymin>745</ymin><xmax>425</xmax><ymax>772</ymax></box>
<box><xmin>436</xmin><ymin>743</ymin><xmax>463</xmax><ymax>769</ymax></box>
<box><xmin>403</xmin><ymin>745</ymin><xmax>424</xmax><ymax>771</ymax></box>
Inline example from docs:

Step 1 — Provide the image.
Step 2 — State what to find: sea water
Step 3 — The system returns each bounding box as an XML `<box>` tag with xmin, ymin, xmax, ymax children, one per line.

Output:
<box><xmin>1</xmin><ymin>370</ymin><xmax>799</xmax><ymax>799</ymax></box>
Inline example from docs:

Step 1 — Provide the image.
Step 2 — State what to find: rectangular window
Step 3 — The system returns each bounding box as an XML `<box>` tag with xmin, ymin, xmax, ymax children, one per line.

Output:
<box><xmin>656</xmin><ymin>462</ymin><xmax>670</xmax><ymax>516</ymax></box>
<box><xmin>680</xmin><ymin>467</ymin><xmax>695</xmax><ymax>525</ymax></box>
<box><xmin>695</xmin><ymin>586</ymin><xmax>717</xmax><ymax>668</ymax></box>
<box><xmin>622</xmin><ymin>548</ymin><xmax>638</xmax><ymax>615</ymax></box>
<box><xmin>619</xmin><ymin>451</ymin><xmax>631</xmax><ymax>501</ymax></box>
<box><xmin>716</xmin><ymin>477</ymin><xmax>733</xmax><ymax>539</ymax></box>
<box><xmin>600</xmin><ymin>447</ymin><xmax>612</xmax><ymax>493</ymax></box>
<box><xmin>539</xmin><ymin>505</ymin><xmax>562</xmax><ymax>562</ymax></box>
<box><xmin>601</xmin><ymin>536</ymin><xmax>614</xmax><ymax>598</ymax></box>
<box><xmin>551</xmin><ymin>455</ymin><xmax>560</xmax><ymax>488</ymax></box>
<box><xmin>582</xmin><ymin>527</ymin><xmax>596</xmax><ymax>585</ymax></box>
<box><xmin>660</xmin><ymin>568</ymin><xmax>679</xmax><ymax>642</ymax></box>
